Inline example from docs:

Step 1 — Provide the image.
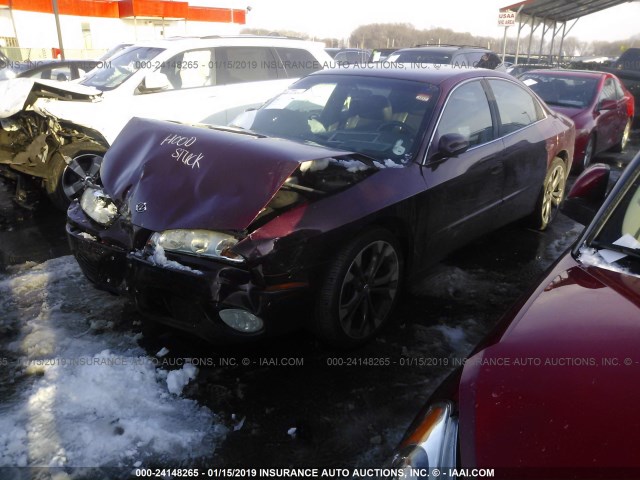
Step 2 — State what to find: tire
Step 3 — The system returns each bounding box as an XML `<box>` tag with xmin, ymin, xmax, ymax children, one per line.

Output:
<box><xmin>581</xmin><ymin>134</ymin><xmax>595</xmax><ymax>171</ymax></box>
<box><xmin>45</xmin><ymin>143</ymin><xmax>107</xmax><ymax>211</ymax></box>
<box><xmin>610</xmin><ymin>117</ymin><xmax>632</xmax><ymax>153</ymax></box>
<box><xmin>530</xmin><ymin>157</ymin><xmax>567</xmax><ymax>231</ymax></box>
<box><xmin>313</xmin><ymin>228</ymin><xmax>403</xmax><ymax>348</ymax></box>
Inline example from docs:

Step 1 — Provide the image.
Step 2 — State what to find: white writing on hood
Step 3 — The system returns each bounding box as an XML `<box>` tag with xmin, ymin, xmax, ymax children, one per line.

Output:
<box><xmin>161</xmin><ymin>133</ymin><xmax>203</xmax><ymax>169</ymax></box>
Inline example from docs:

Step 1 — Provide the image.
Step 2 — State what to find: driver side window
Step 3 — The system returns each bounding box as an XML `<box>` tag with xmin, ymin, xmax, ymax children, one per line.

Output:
<box><xmin>435</xmin><ymin>80</ymin><xmax>494</xmax><ymax>148</ymax></box>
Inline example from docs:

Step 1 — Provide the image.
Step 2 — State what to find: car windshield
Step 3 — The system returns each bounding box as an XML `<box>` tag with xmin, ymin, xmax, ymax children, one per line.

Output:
<box><xmin>521</xmin><ymin>73</ymin><xmax>599</xmax><ymax>109</ymax></box>
<box><xmin>582</xmin><ymin>172</ymin><xmax>640</xmax><ymax>274</ymax></box>
<box><xmin>236</xmin><ymin>74</ymin><xmax>439</xmax><ymax>165</ymax></box>
<box><xmin>80</xmin><ymin>46</ymin><xmax>164</xmax><ymax>91</ymax></box>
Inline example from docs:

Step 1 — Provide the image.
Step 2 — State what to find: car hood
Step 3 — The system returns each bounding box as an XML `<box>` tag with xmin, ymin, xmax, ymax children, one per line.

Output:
<box><xmin>549</xmin><ymin>104</ymin><xmax>584</xmax><ymax>120</ymax></box>
<box><xmin>0</xmin><ymin>78</ymin><xmax>100</xmax><ymax>118</ymax></box>
<box><xmin>101</xmin><ymin>117</ymin><xmax>356</xmax><ymax>232</ymax></box>
<box><xmin>459</xmin><ymin>252</ymin><xmax>640</xmax><ymax>469</ymax></box>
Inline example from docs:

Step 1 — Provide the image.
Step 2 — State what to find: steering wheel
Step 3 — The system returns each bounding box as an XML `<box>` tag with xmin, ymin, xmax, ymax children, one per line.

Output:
<box><xmin>377</xmin><ymin>121</ymin><xmax>416</xmax><ymax>135</ymax></box>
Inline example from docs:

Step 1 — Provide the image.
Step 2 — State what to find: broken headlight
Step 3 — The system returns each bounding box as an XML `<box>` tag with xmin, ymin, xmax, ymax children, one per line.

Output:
<box><xmin>149</xmin><ymin>230</ymin><xmax>244</xmax><ymax>263</ymax></box>
<box><xmin>80</xmin><ymin>187</ymin><xmax>119</xmax><ymax>226</ymax></box>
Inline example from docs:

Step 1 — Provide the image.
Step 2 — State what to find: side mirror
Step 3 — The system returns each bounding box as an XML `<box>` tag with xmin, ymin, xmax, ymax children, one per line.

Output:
<box><xmin>438</xmin><ymin>133</ymin><xmax>470</xmax><ymax>157</ymax></box>
<box><xmin>561</xmin><ymin>163</ymin><xmax>610</xmax><ymax>225</ymax></box>
<box><xmin>139</xmin><ymin>72</ymin><xmax>170</xmax><ymax>93</ymax></box>
<box><xmin>598</xmin><ymin>99</ymin><xmax>617</xmax><ymax>111</ymax></box>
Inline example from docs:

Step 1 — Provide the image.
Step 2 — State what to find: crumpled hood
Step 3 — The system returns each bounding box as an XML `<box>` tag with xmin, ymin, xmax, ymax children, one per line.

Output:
<box><xmin>101</xmin><ymin>117</ymin><xmax>354</xmax><ymax>232</ymax></box>
<box><xmin>0</xmin><ymin>78</ymin><xmax>100</xmax><ymax>118</ymax></box>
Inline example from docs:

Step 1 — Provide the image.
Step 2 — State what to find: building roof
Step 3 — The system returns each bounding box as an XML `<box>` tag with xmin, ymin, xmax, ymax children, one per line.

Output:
<box><xmin>501</xmin><ymin>0</ymin><xmax>634</xmax><ymax>22</ymax></box>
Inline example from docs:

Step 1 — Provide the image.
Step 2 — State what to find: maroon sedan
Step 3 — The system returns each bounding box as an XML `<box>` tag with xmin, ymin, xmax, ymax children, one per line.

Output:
<box><xmin>521</xmin><ymin>69</ymin><xmax>635</xmax><ymax>171</ymax></box>
<box><xmin>389</xmin><ymin>151</ymin><xmax>640</xmax><ymax>478</ymax></box>
<box><xmin>66</xmin><ymin>66</ymin><xmax>574</xmax><ymax>348</ymax></box>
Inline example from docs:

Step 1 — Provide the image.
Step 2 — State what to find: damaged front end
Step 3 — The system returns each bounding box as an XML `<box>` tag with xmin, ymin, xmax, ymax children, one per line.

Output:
<box><xmin>67</xmin><ymin>117</ymin><xmax>384</xmax><ymax>342</ymax></box>
<box><xmin>0</xmin><ymin>78</ymin><xmax>107</xmax><ymax>208</ymax></box>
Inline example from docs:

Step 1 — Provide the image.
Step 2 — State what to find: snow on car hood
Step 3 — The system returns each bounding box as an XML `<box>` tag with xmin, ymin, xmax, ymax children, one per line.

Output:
<box><xmin>101</xmin><ymin>117</ymin><xmax>355</xmax><ymax>232</ymax></box>
<box><xmin>0</xmin><ymin>77</ymin><xmax>100</xmax><ymax>118</ymax></box>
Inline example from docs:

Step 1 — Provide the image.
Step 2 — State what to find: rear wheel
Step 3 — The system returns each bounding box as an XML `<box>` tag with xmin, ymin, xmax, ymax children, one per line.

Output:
<box><xmin>314</xmin><ymin>228</ymin><xmax>402</xmax><ymax>348</ymax></box>
<box><xmin>611</xmin><ymin>117</ymin><xmax>632</xmax><ymax>153</ymax></box>
<box><xmin>45</xmin><ymin>143</ymin><xmax>106</xmax><ymax>211</ymax></box>
<box><xmin>530</xmin><ymin>157</ymin><xmax>566</xmax><ymax>231</ymax></box>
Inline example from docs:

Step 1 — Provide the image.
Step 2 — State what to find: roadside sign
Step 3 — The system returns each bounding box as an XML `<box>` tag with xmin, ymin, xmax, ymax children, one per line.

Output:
<box><xmin>498</xmin><ymin>10</ymin><xmax>517</xmax><ymax>27</ymax></box>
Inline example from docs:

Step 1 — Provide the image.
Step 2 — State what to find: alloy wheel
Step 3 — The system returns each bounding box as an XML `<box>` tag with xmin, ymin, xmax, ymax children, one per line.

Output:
<box><xmin>61</xmin><ymin>154</ymin><xmax>103</xmax><ymax>200</ymax></box>
<box><xmin>337</xmin><ymin>240</ymin><xmax>400</xmax><ymax>339</ymax></box>
<box><xmin>541</xmin><ymin>163</ymin><xmax>565</xmax><ymax>226</ymax></box>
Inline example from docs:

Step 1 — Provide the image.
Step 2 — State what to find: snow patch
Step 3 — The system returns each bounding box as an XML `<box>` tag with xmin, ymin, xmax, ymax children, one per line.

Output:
<box><xmin>156</xmin><ymin>347</ymin><xmax>170</xmax><ymax>358</ymax></box>
<box><xmin>78</xmin><ymin>232</ymin><xmax>97</xmax><ymax>242</ymax></box>
<box><xmin>578</xmin><ymin>246</ymin><xmax>640</xmax><ymax>278</ymax></box>
<box><xmin>166</xmin><ymin>363</ymin><xmax>198</xmax><ymax>395</ymax></box>
<box><xmin>432</xmin><ymin>324</ymin><xmax>469</xmax><ymax>350</ymax></box>
<box><xmin>150</xmin><ymin>245</ymin><xmax>202</xmax><ymax>275</ymax></box>
<box><xmin>373</xmin><ymin>159</ymin><xmax>404</xmax><ymax>169</ymax></box>
<box><xmin>331</xmin><ymin>158</ymin><xmax>369</xmax><ymax>172</ymax></box>
<box><xmin>0</xmin><ymin>256</ymin><xmax>225</xmax><ymax>470</ymax></box>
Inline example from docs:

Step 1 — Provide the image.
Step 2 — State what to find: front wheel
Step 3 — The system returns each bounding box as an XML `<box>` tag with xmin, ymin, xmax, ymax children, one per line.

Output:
<box><xmin>46</xmin><ymin>143</ymin><xmax>106</xmax><ymax>211</ymax></box>
<box><xmin>313</xmin><ymin>228</ymin><xmax>403</xmax><ymax>348</ymax></box>
<box><xmin>581</xmin><ymin>134</ymin><xmax>595</xmax><ymax>171</ymax></box>
<box><xmin>530</xmin><ymin>157</ymin><xmax>567</xmax><ymax>231</ymax></box>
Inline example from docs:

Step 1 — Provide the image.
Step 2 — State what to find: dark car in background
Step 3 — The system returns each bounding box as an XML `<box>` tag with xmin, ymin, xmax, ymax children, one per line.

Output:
<box><xmin>606</xmin><ymin>47</ymin><xmax>640</xmax><ymax>122</ymax></box>
<box><xmin>388</xmin><ymin>152</ymin><xmax>640</xmax><ymax>478</ymax></box>
<box><xmin>521</xmin><ymin>69</ymin><xmax>634</xmax><ymax>171</ymax></box>
<box><xmin>387</xmin><ymin>45</ymin><xmax>503</xmax><ymax>69</ymax></box>
<box><xmin>0</xmin><ymin>58</ymin><xmax>99</xmax><ymax>81</ymax></box>
<box><xmin>67</xmin><ymin>65</ymin><xmax>574</xmax><ymax>348</ymax></box>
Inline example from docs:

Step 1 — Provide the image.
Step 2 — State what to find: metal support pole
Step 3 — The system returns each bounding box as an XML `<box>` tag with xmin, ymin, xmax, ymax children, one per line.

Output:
<box><xmin>557</xmin><ymin>22</ymin><xmax>567</xmax><ymax>65</ymax></box>
<box><xmin>51</xmin><ymin>0</ymin><xmax>65</xmax><ymax>60</ymax></box>
<box><xmin>548</xmin><ymin>21</ymin><xmax>557</xmax><ymax>64</ymax></box>
<box><xmin>526</xmin><ymin>16</ymin><xmax>537</xmax><ymax>63</ymax></box>
<box><xmin>501</xmin><ymin>26</ymin><xmax>508</xmax><ymax>63</ymax></box>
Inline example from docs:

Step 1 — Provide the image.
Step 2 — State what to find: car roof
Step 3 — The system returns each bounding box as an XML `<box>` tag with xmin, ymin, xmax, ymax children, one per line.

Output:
<box><xmin>310</xmin><ymin>63</ymin><xmax>514</xmax><ymax>85</ymax></box>
<box><xmin>393</xmin><ymin>45</ymin><xmax>490</xmax><ymax>54</ymax></box>
<box><xmin>523</xmin><ymin>68</ymin><xmax>606</xmax><ymax>79</ymax></box>
<box><xmin>123</xmin><ymin>35</ymin><xmax>327</xmax><ymax>51</ymax></box>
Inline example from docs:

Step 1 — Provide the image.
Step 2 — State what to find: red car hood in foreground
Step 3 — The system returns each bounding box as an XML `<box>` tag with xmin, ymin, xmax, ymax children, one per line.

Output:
<box><xmin>459</xmin><ymin>252</ymin><xmax>640</xmax><ymax>475</ymax></box>
<box><xmin>101</xmin><ymin>117</ymin><xmax>354</xmax><ymax>232</ymax></box>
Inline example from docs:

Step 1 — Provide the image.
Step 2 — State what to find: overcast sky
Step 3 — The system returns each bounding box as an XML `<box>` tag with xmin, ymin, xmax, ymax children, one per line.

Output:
<box><xmin>231</xmin><ymin>0</ymin><xmax>640</xmax><ymax>42</ymax></box>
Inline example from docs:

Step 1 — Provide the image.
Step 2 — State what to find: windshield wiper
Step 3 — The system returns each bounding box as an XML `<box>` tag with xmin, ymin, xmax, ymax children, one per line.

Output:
<box><xmin>591</xmin><ymin>240</ymin><xmax>640</xmax><ymax>261</ymax></box>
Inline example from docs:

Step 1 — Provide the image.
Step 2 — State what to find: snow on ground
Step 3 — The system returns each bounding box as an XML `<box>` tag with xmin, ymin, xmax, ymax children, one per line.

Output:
<box><xmin>0</xmin><ymin>256</ymin><xmax>226</xmax><ymax>474</ymax></box>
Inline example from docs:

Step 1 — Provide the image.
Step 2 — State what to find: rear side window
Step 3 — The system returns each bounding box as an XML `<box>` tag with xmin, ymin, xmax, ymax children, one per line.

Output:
<box><xmin>599</xmin><ymin>78</ymin><xmax>617</xmax><ymax>102</ymax></box>
<box><xmin>215</xmin><ymin>47</ymin><xmax>279</xmax><ymax>84</ymax></box>
<box><xmin>274</xmin><ymin>48</ymin><xmax>323</xmax><ymax>77</ymax></box>
<box><xmin>435</xmin><ymin>80</ymin><xmax>494</xmax><ymax>147</ymax></box>
<box><xmin>159</xmin><ymin>48</ymin><xmax>215</xmax><ymax>90</ymax></box>
<box><xmin>488</xmin><ymin>79</ymin><xmax>543</xmax><ymax>135</ymax></box>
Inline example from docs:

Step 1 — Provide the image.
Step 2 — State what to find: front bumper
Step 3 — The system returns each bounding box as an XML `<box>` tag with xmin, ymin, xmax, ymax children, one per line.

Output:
<box><xmin>66</xmin><ymin>204</ymin><xmax>309</xmax><ymax>344</ymax></box>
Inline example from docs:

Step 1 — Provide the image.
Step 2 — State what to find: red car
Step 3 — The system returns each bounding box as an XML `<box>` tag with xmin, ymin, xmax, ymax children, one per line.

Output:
<box><xmin>389</xmin><ymin>151</ymin><xmax>640</xmax><ymax>478</ymax></box>
<box><xmin>521</xmin><ymin>69</ymin><xmax>635</xmax><ymax>171</ymax></box>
